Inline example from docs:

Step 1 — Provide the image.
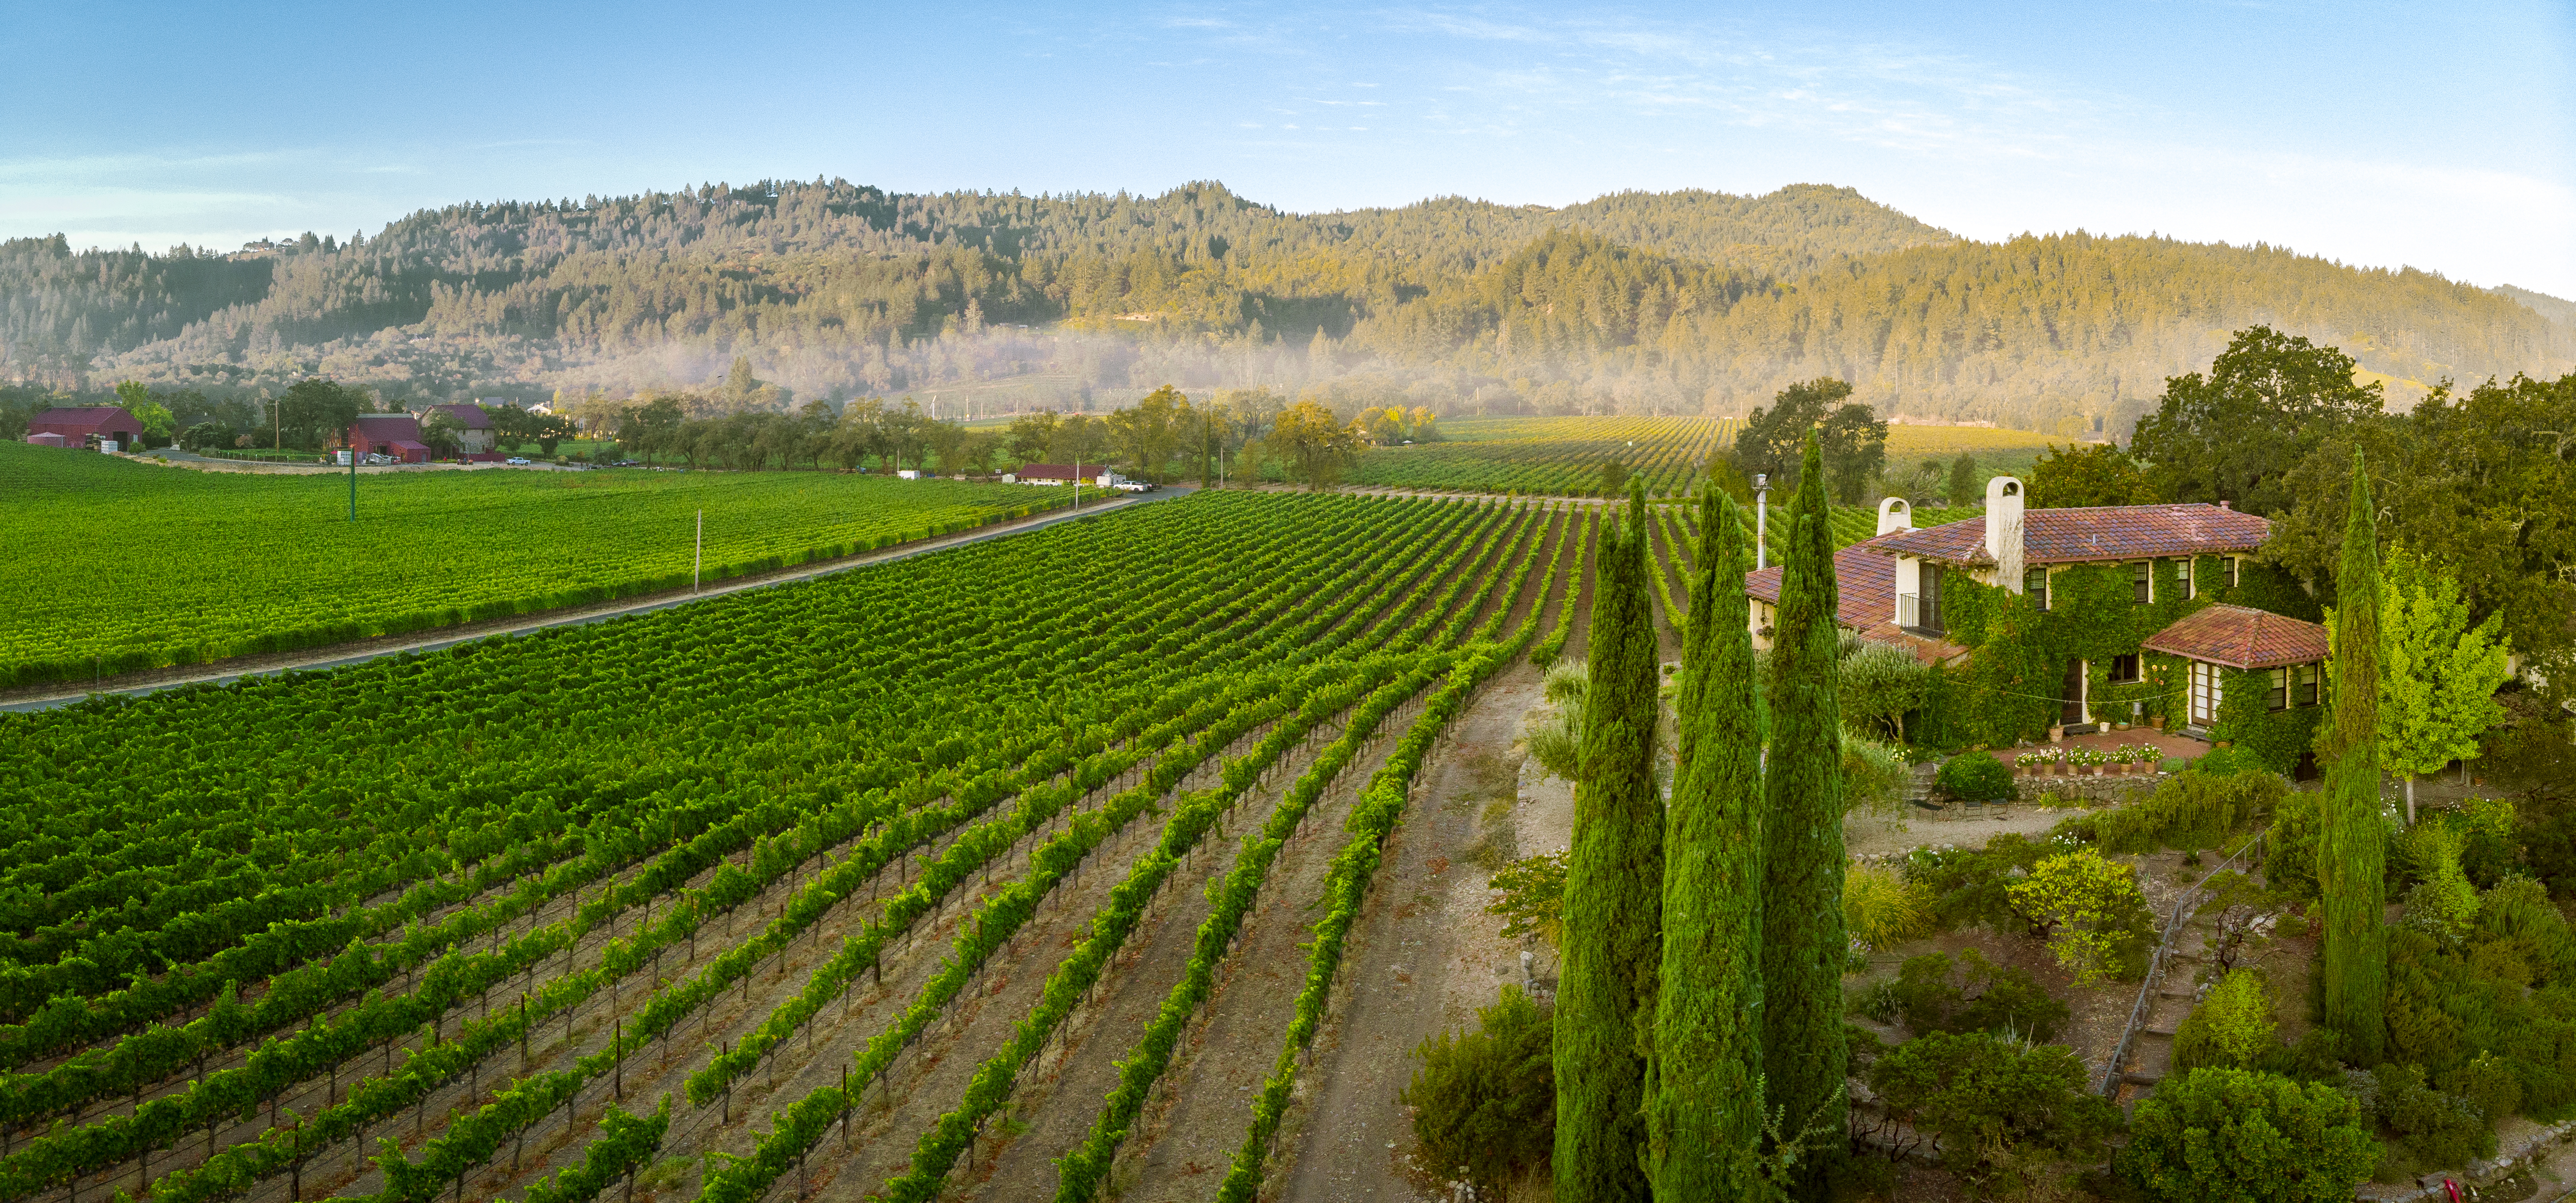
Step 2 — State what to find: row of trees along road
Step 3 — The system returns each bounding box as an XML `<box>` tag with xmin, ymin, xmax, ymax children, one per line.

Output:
<box><xmin>1557</xmin><ymin>436</ymin><xmax>1851</xmax><ymax>1200</ymax></box>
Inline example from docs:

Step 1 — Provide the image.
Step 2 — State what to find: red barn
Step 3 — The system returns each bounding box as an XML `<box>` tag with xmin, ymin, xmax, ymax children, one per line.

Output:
<box><xmin>28</xmin><ymin>406</ymin><xmax>143</xmax><ymax>450</ymax></box>
<box><xmin>348</xmin><ymin>414</ymin><xmax>431</xmax><ymax>464</ymax></box>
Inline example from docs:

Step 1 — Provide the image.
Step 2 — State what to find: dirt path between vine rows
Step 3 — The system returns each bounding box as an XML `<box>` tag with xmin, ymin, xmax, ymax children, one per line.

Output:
<box><xmin>1094</xmin><ymin>702</ymin><xmax>1410</xmax><ymax>1201</ymax></box>
<box><xmin>1270</xmin><ymin>661</ymin><xmax>1554</xmax><ymax>1203</ymax></box>
<box><xmin>0</xmin><ymin>487</ymin><xmax>1186</xmax><ymax>714</ymax></box>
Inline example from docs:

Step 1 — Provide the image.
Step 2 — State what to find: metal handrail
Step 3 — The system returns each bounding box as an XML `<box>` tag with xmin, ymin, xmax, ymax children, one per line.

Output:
<box><xmin>2096</xmin><ymin>827</ymin><xmax>2268</xmax><ymax>1097</ymax></box>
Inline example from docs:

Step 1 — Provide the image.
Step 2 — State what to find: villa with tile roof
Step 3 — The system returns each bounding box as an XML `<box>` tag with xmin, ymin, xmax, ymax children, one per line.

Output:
<box><xmin>1746</xmin><ymin>475</ymin><xmax>2334</xmax><ymax>770</ymax></box>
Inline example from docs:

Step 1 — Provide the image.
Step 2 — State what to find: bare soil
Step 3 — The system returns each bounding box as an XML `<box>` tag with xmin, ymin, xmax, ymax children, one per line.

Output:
<box><xmin>1095</xmin><ymin>708</ymin><xmax>1417</xmax><ymax>1201</ymax></box>
<box><xmin>1272</xmin><ymin>663</ymin><xmax>1549</xmax><ymax>1203</ymax></box>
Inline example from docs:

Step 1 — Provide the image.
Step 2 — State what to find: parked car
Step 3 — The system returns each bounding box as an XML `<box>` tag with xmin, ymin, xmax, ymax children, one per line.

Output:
<box><xmin>1114</xmin><ymin>479</ymin><xmax>1155</xmax><ymax>493</ymax></box>
<box><xmin>505</xmin><ymin>457</ymin><xmax>532</xmax><ymax>465</ymax></box>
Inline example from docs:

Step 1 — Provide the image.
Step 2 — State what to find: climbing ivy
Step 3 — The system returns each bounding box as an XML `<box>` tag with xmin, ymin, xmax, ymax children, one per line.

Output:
<box><xmin>2211</xmin><ymin>666</ymin><xmax>2324</xmax><ymax>774</ymax></box>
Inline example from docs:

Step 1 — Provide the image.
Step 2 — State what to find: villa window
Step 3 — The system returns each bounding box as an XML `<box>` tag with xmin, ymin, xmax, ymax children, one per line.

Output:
<box><xmin>2025</xmin><ymin>567</ymin><xmax>2049</xmax><ymax>610</ymax></box>
<box><xmin>2131</xmin><ymin>561</ymin><xmax>2151</xmax><ymax>604</ymax></box>
<box><xmin>2175</xmin><ymin>557</ymin><xmax>2193</xmax><ymax>598</ymax></box>
<box><xmin>2267</xmin><ymin>667</ymin><xmax>2289</xmax><ymax>712</ymax></box>
<box><xmin>2296</xmin><ymin>663</ymin><xmax>2319</xmax><ymax>707</ymax></box>
<box><xmin>2227</xmin><ymin>556</ymin><xmax>2241</xmax><ymax>589</ymax></box>
<box><xmin>2109</xmin><ymin>653</ymin><xmax>2141</xmax><ymax>684</ymax></box>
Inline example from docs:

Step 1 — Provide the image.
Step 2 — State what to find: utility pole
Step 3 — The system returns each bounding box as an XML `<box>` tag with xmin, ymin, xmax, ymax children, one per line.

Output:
<box><xmin>347</xmin><ymin>437</ymin><xmax>357</xmax><ymax>521</ymax></box>
<box><xmin>694</xmin><ymin>510</ymin><xmax>703</xmax><ymax>594</ymax></box>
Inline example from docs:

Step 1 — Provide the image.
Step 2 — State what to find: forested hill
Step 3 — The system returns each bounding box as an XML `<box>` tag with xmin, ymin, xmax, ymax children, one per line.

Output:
<box><xmin>2</xmin><ymin>179</ymin><xmax>2567</xmax><ymax>436</ymax></box>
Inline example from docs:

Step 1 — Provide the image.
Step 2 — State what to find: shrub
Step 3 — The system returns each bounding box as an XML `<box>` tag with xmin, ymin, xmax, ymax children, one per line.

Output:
<box><xmin>1842</xmin><ymin>732</ymin><xmax>1911</xmax><ymax>817</ymax></box>
<box><xmin>2473</xmin><ymin>876</ymin><xmax>2576</xmax><ymax>986</ymax></box>
<box><xmin>1402</xmin><ymin>985</ymin><xmax>1554</xmax><ymax>1195</ymax></box>
<box><xmin>1935</xmin><ymin>753</ymin><xmax>2016</xmax><ymax>803</ymax></box>
<box><xmin>2358</xmin><ymin>1063</ymin><xmax>2493</xmax><ymax>1175</ymax></box>
<box><xmin>2192</xmin><ymin>745</ymin><xmax>2271</xmax><ymax>776</ymax></box>
<box><xmin>1484</xmin><ymin>852</ymin><xmax>1567</xmax><ymax>948</ymax></box>
<box><xmin>2006</xmin><ymin>847</ymin><xmax>2155</xmax><ymax>986</ymax></box>
<box><xmin>2266</xmin><ymin>790</ymin><xmax>2324</xmax><ymax>901</ymax></box>
<box><xmin>2400</xmin><ymin>824</ymin><xmax>2481</xmax><ymax>945</ymax></box>
<box><xmin>1866</xmin><ymin>1029</ymin><xmax>2121</xmax><ymax>1197</ymax></box>
<box><xmin>2382</xmin><ymin>919</ymin><xmax>2576</xmax><ymax>1118</ymax></box>
<box><xmin>2439</xmin><ymin>1051</ymin><xmax>2523</xmax><ymax>1126</ymax></box>
<box><xmin>2097</xmin><ymin>768</ymin><xmax>2287</xmax><ymax>854</ymax></box>
<box><xmin>2171</xmin><ymin>969</ymin><xmax>2276</xmax><ymax>1072</ymax></box>
<box><xmin>1844</xmin><ymin>864</ymin><xmax>1935</xmax><ymax>952</ymax></box>
<box><xmin>1904</xmin><ymin>834</ymin><xmax>2056</xmax><ymax>934</ymax></box>
<box><xmin>1887</xmin><ymin>948</ymin><xmax>2070</xmax><ymax>1044</ymax></box>
<box><xmin>2116</xmin><ymin>1068</ymin><xmax>2377</xmax><ymax>1202</ymax></box>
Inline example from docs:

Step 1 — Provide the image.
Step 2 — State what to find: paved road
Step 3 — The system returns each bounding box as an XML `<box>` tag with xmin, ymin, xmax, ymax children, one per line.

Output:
<box><xmin>3</xmin><ymin>485</ymin><xmax>1191</xmax><ymax>715</ymax></box>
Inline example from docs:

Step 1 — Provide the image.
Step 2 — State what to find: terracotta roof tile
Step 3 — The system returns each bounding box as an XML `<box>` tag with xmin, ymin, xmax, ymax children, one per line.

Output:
<box><xmin>1744</xmin><ymin>532</ymin><xmax>1904</xmax><ymax>631</ymax></box>
<box><xmin>2141</xmin><ymin>603</ymin><xmax>2330</xmax><ymax>670</ymax></box>
<box><xmin>1871</xmin><ymin>504</ymin><xmax>2271</xmax><ymax>565</ymax></box>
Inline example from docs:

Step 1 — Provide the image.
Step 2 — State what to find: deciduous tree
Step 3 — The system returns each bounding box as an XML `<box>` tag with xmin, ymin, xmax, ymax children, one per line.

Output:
<box><xmin>2027</xmin><ymin>441</ymin><xmax>2155</xmax><ymax>508</ymax></box>
<box><xmin>2378</xmin><ymin>548</ymin><xmax>2512</xmax><ymax>823</ymax></box>
<box><xmin>2130</xmin><ymin>325</ymin><xmax>2383</xmax><ymax>515</ymax></box>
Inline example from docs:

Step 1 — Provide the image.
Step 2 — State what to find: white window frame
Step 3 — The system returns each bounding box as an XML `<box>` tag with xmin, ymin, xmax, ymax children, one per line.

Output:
<box><xmin>2189</xmin><ymin>661</ymin><xmax>2220</xmax><ymax>725</ymax></box>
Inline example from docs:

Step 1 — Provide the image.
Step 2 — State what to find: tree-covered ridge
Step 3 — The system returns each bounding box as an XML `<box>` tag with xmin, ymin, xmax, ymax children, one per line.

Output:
<box><xmin>4</xmin><ymin>180</ymin><xmax>2568</xmax><ymax>436</ymax></box>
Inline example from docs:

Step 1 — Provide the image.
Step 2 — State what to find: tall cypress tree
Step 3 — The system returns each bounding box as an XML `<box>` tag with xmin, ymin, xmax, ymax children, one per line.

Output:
<box><xmin>1648</xmin><ymin>486</ymin><xmax>1767</xmax><ymax>1196</ymax></box>
<box><xmin>1553</xmin><ymin>482</ymin><xmax>1663</xmax><ymax>1203</ymax></box>
<box><xmin>1759</xmin><ymin>436</ymin><xmax>1848</xmax><ymax>1193</ymax></box>
<box><xmin>2320</xmin><ymin>449</ymin><xmax>2387</xmax><ymax>1062</ymax></box>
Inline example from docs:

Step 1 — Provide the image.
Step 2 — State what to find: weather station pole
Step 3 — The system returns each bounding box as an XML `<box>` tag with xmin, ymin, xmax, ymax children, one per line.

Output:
<box><xmin>347</xmin><ymin>440</ymin><xmax>357</xmax><ymax>521</ymax></box>
<box><xmin>1754</xmin><ymin>473</ymin><xmax>1769</xmax><ymax>571</ymax></box>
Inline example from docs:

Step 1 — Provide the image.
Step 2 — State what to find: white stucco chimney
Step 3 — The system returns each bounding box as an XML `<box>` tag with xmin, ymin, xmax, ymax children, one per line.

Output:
<box><xmin>1986</xmin><ymin>476</ymin><xmax>2026</xmax><ymax>591</ymax></box>
<box><xmin>1876</xmin><ymin>496</ymin><xmax>1914</xmax><ymax>536</ymax></box>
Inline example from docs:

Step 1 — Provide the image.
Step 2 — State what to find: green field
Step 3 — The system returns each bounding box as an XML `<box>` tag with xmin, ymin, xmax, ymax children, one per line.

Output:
<box><xmin>0</xmin><ymin>445</ymin><xmax>1075</xmax><ymax>687</ymax></box>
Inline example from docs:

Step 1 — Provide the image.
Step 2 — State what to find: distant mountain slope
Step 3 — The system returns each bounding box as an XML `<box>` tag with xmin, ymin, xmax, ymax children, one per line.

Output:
<box><xmin>2</xmin><ymin>180</ymin><xmax>2566</xmax><ymax>437</ymax></box>
<box><xmin>2497</xmin><ymin>283</ymin><xmax>2576</xmax><ymax>330</ymax></box>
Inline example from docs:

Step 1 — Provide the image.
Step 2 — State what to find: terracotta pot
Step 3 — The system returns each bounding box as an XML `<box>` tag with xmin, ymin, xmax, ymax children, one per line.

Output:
<box><xmin>2149</xmin><ymin>716</ymin><xmax>2167</xmax><ymax>731</ymax></box>
<box><xmin>2048</xmin><ymin>726</ymin><xmax>2066</xmax><ymax>744</ymax></box>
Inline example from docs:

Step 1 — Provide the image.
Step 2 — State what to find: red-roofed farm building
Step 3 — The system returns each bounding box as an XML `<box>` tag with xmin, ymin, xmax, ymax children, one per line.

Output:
<box><xmin>346</xmin><ymin>414</ymin><xmax>431</xmax><ymax>464</ymax></box>
<box><xmin>26</xmin><ymin>406</ymin><xmax>143</xmax><ymax>450</ymax></box>
<box><xmin>1746</xmin><ymin>478</ymin><xmax>2334</xmax><ymax>772</ymax></box>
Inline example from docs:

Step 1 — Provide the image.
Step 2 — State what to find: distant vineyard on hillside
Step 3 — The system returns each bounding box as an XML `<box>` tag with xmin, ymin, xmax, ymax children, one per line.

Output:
<box><xmin>1353</xmin><ymin>416</ymin><xmax>1736</xmax><ymax>496</ymax></box>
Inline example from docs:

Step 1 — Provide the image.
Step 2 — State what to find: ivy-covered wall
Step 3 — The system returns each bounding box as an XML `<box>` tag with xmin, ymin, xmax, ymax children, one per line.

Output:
<box><xmin>2211</xmin><ymin>663</ymin><xmax>2325</xmax><ymax>773</ymax></box>
<box><xmin>1921</xmin><ymin>554</ymin><xmax>2317</xmax><ymax>749</ymax></box>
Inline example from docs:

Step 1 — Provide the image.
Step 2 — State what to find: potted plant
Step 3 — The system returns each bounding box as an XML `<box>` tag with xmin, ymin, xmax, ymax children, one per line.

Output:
<box><xmin>2047</xmin><ymin>723</ymin><xmax>2066</xmax><ymax>744</ymax></box>
<box><xmin>2014</xmin><ymin>752</ymin><xmax>2043</xmax><ymax>777</ymax></box>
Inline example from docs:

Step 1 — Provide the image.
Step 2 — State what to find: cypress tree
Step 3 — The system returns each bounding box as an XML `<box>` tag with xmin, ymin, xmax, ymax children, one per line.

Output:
<box><xmin>2320</xmin><ymin>449</ymin><xmax>2387</xmax><ymax>1061</ymax></box>
<box><xmin>1759</xmin><ymin>436</ymin><xmax>1848</xmax><ymax>1193</ymax></box>
<box><xmin>1648</xmin><ymin>486</ymin><xmax>1767</xmax><ymax>1196</ymax></box>
<box><xmin>1553</xmin><ymin>482</ymin><xmax>1663</xmax><ymax>1203</ymax></box>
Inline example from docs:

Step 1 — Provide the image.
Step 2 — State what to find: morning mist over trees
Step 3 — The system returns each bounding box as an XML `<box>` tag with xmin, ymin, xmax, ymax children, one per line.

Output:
<box><xmin>6</xmin><ymin>179</ymin><xmax>2569</xmax><ymax>438</ymax></box>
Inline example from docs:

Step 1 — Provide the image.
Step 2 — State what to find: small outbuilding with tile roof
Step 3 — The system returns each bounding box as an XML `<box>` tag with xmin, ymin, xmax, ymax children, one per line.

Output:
<box><xmin>2142</xmin><ymin>602</ymin><xmax>2330</xmax><ymax>730</ymax></box>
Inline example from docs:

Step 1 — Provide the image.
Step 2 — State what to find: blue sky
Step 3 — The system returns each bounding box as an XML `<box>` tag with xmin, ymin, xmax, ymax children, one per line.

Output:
<box><xmin>5</xmin><ymin>1</ymin><xmax>2571</xmax><ymax>296</ymax></box>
